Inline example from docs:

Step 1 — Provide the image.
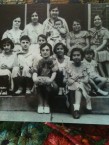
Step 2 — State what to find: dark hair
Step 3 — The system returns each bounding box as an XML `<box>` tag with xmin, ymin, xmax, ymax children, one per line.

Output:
<box><xmin>49</xmin><ymin>5</ymin><xmax>59</xmax><ymax>12</ymax></box>
<box><xmin>20</xmin><ymin>35</ymin><xmax>31</xmax><ymax>42</ymax></box>
<box><xmin>70</xmin><ymin>47</ymin><xmax>84</xmax><ymax>60</ymax></box>
<box><xmin>38</xmin><ymin>34</ymin><xmax>47</xmax><ymax>42</ymax></box>
<box><xmin>40</xmin><ymin>43</ymin><xmax>53</xmax><ymax>56</ymax></box>
<box><xmin>84</xmin><ymin>48</ymin><xmax>95</xmax><ymax>58</ymax></box>
<box><xmin>31</xmin><ymin>11</ymin><xmax>38</xmax><ymax>17</ymax></box>
<box><xmin>1</xmin><ymin>38</ymin><xmax>14</xmax><ymax>49</ymax></box>
<box><xmin>54</xmin><ymin>43</ymin><xmax>68</xmax><ymax>55</ymax></box>
<box><xmin>94</xmin><ymin>14</ymin><xmax>102</xmax><ymax>21</ymax></box>
<box><xmin>72</xmin><ymin>19</ymin><xmax>81</xmax><ymax>25</ymax></box>
<box><xmin>54</xmin><ymin>18</ymin><xmax>63</xmax><ymax>25</ymax></box>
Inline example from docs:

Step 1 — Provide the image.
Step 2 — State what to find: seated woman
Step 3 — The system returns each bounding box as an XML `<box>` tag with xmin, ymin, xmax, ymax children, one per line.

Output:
<box><xmin>66</xmin><ymin>19</ymin><xmax>89</xmax><ymax>55</ymax></box>
<box><xmin>33</xmin><ymin>43</ymin><xmax>58</xmax><ymax>114</ymax></box>
<box><xmin>0</xmin><ymin>38</ymin><xmax>18</xmax><ymax>95</ymax></box>
<box><xmin>52</xmin><ymin>42</ymin><xmax>70</xmax><ymax>95</ymax></box>
<box><xmin>66</xmin><ymin>48</ymin><xmax>92</xmax><ymax>119</ymax></box>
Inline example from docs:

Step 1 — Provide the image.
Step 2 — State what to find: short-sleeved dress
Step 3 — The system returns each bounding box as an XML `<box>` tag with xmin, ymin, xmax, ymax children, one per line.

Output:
<box><xmin>89</xmin><ymin>27</ymin><xmax>109</xmax><ymax>62</ymax></box>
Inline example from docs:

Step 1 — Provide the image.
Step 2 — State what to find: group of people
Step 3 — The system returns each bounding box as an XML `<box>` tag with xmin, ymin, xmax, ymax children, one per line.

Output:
<box><xmin>0</xmin><ymin>5</ymin><xmax>109</xmax><ymax>119</ymax></box>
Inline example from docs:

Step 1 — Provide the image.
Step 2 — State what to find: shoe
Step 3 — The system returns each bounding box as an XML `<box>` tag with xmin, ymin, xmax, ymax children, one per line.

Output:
<box><xmin>26</xmin><ymin>88</ymin><xmax>31</xmax><ymax>95</ymax></box>
<box><xmin>73</xmin><ymin>110</ymin><xmax>80</xmax><ymax>119</ymax></box>
<box><xmin>44</xmin><ymin>106</ymin><xmax>50</xmax><ymax>114</ymax></box>
<box><xmin>15</xmin><ymin>89</ymin><xmax>22</xmax><ymax>95</ymax></box>
<box><xmin>37</xmin><ymin>106</ymin><xmax>44</xmax><ymax>113</ymax></box>
<box><xmin>97</xmin><ymin>89</ymin><xmax>108</xmax><ymax>96</ymax></box>
<box><xmin>2</xmin><ymin>90</ymin><xmax>7</xmax><ymax>96</ymax></box>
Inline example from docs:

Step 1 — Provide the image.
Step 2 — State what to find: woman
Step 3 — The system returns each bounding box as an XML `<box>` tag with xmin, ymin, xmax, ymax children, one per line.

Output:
<box><xmin>67</xmin><ymin>19</ymin><xmax>89</xmax><ymax>55</ymax></box>
<box><xmin>53</xmin><ymin>42</ymin><xmax>70</xmax><ymax>95</ymax></box>
<box><xmin>89</xmin><ymin>15</ymin><xmax>109</xmax><ymax>77</ymax></box>
<box><xmin>2</xmin><ymin>16</ymin><xmax>22</xmax><ymax>53</ymax></box>
<box><xmin>43</xmin><ymin>5</ymin><xmax>69</xmax><ymax>43</ymax></box>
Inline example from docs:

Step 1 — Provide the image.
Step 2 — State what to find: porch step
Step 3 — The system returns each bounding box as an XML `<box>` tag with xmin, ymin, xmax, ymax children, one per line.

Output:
<box><xmin>0</xmin><ymin>95</ymin><xmax>109</xmax><ymax>114</ymax></box>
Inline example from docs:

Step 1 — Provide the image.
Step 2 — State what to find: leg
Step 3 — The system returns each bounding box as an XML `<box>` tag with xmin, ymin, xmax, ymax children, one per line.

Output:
<box><xmin>98</xmin><ymin>63</ymin><xmax>106</xmax><ymax>77</ymax></box>
<box><xmin>95</xmin><ymin>77</ymin><xmax>107</xmax><ymax>89</ymax></box>
<box><xmin>105</xmin><ymin>62</ymin><xmax>109</xmax><ymax>77</ymax></box>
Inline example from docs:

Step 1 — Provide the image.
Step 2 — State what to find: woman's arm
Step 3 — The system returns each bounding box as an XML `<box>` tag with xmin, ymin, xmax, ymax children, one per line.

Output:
<box><xmin>96</xmin><ymin>39</ymin><xmax>107</xmax><ymax>52</ymax></box>
<box><xmin>82</xmin><ymin>38</ymin><xmax>90</xmax><ymax>51</ymax></box>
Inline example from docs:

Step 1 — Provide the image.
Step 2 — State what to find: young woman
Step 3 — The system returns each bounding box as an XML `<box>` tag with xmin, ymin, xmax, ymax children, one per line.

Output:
<box><xmin>66</xmin><ymin>48</ymin><xmax>91</xmax><ymax>119</ymax></box>
<box><xmin>2</xmin><ymin>16</ymin><xmax>22</xmax><ymax>53</ymax></box>
<box><xmin>33</xmin><ymin>43</ymin><xmax>58</xmax><ymax>114</ymax></box>
<box><xmin>0</xmin><ymin>38</ymin><xmax>18</xmax><ymax>95</ymax></box>
<box><xmin>89</xmin><ymin>15</ymin><xmax>109</xmax><ymax>77</ymax></box>
<box><xmin>67</xmin><ymin>19</ymin><xmax>89</xmax><ymax>55</ymax></box>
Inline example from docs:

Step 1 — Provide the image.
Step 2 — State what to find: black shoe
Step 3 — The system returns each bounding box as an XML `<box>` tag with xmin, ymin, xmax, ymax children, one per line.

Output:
<box><xmin>73</xmin><ymin>110</ymin><xmax>80</xmax><ymax>119</ymax></box>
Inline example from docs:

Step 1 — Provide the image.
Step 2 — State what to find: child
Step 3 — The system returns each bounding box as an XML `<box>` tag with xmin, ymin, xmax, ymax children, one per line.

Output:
<box><xmin>29</xmin><ymin>34</ymin><xmax>47</xmax><ymax>60</ymax></box>
<box><xmin>33</xmin><ymin>43</ymin><xmax>58</xmax><ymax>114</ymax></box>
<box><xmin>83</xmin><ymin>48</ymin><xmax>108</xmax><ymax>96</ymax></box>
<box><xmin>47</xmin><ymin>19</ymin><xmax>67</xmax><ymax>47</ymax></box>
<box><xmin>0</xmin><ymin>38</ymin><xmax>18</xmax><ymax>95</ymax></box>
<box><xmin>66</xmin><ymin>48</ymin><xmax>92</xmax><ymax>119</ymax></box>
<box><xmin>13</xmin><ymin>35</ymin><xmax>36</xmax><ymax>95</ymax></box>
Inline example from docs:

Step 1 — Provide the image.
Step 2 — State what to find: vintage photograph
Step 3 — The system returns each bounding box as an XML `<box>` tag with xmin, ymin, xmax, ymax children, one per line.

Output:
<box><xmin>0</xmin><ymin>3</ymin><xmax>109</xmax><ymax>123</ymax></box>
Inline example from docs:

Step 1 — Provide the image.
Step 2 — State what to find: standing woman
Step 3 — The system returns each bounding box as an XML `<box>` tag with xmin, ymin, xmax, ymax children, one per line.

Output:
<box><xmin>89</xmin><ymin>15</ymin><xmax>109</xmax><ymax>77</ymax></box>
<box><xmin>43</xmin><ymin>5</ymin><xmax>69</xmax><ymax>42</ymax></box>
<box><xmin>22</xmin><ymin>11</ymin><xmax>43</xmax><ymax>45</ymax></box>
<box><xmin>2</xmin><ymin>16</ymin><xmax>22</xmax><ymax>53</ymax></box>
<box><xmin>67</xmin><ymin>20</ymin><xmax>89</xmax><ymax>55</ymax></box>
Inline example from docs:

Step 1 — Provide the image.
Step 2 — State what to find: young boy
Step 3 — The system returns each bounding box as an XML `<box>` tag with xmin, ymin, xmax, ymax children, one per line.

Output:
<box><xmin>83</xmin><ymin>48</ymin><xmax>108</xmax><ymax>96</ymax></box>
<box><xmin>13</xmin><ymin>35</ymin><xmax>36</xmax><ymax>95</ymax></box>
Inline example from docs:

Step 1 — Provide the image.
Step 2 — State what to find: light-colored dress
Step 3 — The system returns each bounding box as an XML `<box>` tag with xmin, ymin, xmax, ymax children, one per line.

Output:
<box><xmin>89</xmin><ymin>27</ymin><xmax>109</xmax><ymax>62</ymax></box>
<box><xmin>2</xmin><ymin>29</ymin><xmax>23</xmax><ymax>52</ymax></box>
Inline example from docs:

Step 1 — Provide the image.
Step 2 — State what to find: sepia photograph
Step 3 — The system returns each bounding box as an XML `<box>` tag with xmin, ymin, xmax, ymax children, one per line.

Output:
<box><xmin>0</xmin><ymin>3</ymin><xmax>109</xmax><ymax>124</ymax></box>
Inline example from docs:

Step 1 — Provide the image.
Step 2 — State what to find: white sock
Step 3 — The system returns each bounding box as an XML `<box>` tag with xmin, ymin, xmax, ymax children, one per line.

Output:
<box><xmin>73</xmin><ymin>104</ymin><xmax>80</xmax><ymax>111</ymax></box>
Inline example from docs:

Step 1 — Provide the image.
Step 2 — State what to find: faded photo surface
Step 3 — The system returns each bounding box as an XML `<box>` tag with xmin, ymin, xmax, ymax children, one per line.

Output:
<box><xmin>0</xmin><ymin>3</ymin><xmax>109</xmax><ymax>123</ymax></box>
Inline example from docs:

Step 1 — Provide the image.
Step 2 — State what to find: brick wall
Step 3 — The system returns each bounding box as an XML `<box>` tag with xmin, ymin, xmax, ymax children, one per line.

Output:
<box><xmin>91</xmin><ymin>3</ymin><xmax>109</xmax><ymax>29</ymax></box>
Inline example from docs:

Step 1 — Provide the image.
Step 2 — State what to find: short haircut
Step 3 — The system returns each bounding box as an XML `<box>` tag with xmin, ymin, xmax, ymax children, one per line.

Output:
<box><xmin>49</xmin><ymin>5</ymin><xmax>59</xmax><ymax>12</ymax></box>
<box><xmin>38</xmin><ymin>34</ymin><xmax>47</xmax><ymax>42</ymax></box>
<box><xmin>54</xmin><ymin>43</ymin><xmax>68</xmax><ymax>55</ymax></box>
<box><xmin>40</xmin><ymin>43</ymin><xmax>53</xmax><ymax>56</ymax></box>
<box><xmin>20</xmin><ymin>35</ymin><xmax>31</xmax><ymax>42</ymax></box>
<box><xmin>84</xmin><ymin>48</ymin><xmax>95</xmax><ymax>58</ymax></box>
<box><xmin>72</xmin><ymin>19</ymin><xmax>81</xmax><ymax>25</ymax></box>
<box><xmin>1</xmin><ymin>38</ymin><xmax>14</xmax><ymax>49</ymax></box>
<box><xmin>70</xmin><ymin>47</ymin><xmax>84</xmax><ymax>60</ymax></box>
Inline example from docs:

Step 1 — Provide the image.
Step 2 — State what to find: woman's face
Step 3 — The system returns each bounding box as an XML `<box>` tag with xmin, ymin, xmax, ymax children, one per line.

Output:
<box><xmin>50</xmin><ymin>7</ymin><xmax>59</xmax><ymax>19</ymax></box>
<box><xmin>41</xmin><ymin>45</ymin><xmax>51</xmax><ymax>59</ymax></box>
<box><xmin>31</xmin><ymin>12</ymin><xmax>38</xmax><ymax>23</ymax></box>
<box><xmin>38</xmin><ymin>37</ymin><xmax>46</xmax><ymax>46</ymax></box>
<box><xmin>13</xmin><ymin>17</ymin><xmax>21</xmax><ymax>28</ymax></box>
<box><xmin>72</xmin><ymin>21</ymin><xmax>81</xmax><ymax>32</ymax></box>
<box><xmin>94</xmin><ymin>15</ymin><xmax>102</xmax><ymax>27</ymax></box>
<box><xmin>55</xmin><ymin>44</ymin><xmax>64</xmax><ymax>56</ymax></box>
<box><xmin>3</xmin><ymin>43</ymin><xmax>11</xmax><ymax>53</ymax></box>
<box><xmin>72</xmin><ymin>51</ymin><xmax>82</xmax><ymax>64</ymax></box>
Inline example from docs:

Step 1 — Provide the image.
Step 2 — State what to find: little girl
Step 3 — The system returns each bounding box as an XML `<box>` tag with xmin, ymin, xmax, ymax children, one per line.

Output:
<box><xmin>66</xmin><ymin>47</ymin><xmax>92</xmax><ymax>119</ymax></box>
<box><xmin>33</xmin><ymin>43</ymin><xmax>58</xmax><ymax>114</ymax></box>
<box><xmin>83</xmin><ymin>48</ymin><xmax>108</xmax><ymax>96</ymax></box>
<box><xmin>0</xmin><ymin>38</ymin><xmax>18</xmax><ymax>95</ymax></box>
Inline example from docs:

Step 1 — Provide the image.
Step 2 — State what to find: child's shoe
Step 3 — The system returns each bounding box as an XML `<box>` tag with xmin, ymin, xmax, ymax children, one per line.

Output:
<box><xmin>37</xmin><ymin>105</ymin><xmax>44</xmax><ymax>114</ymax></box>
<box><xmin>15</xmin><ymin>88</ymin><xmax>23</xmax><ymax>95</ymax></box>
<box><xmin>97</xmin><ymin>89</ymin><xmax>108</xmax><ymax>96</ymax></box>
<box><xmin>26</xmin><ymin>88</ymin><xmax>31</xmax><ymax>95</ymax></box>
<box><xmin>44</xmin><ymin>106</ymin><xmax>50</xmax><ymax>114</ymax></box>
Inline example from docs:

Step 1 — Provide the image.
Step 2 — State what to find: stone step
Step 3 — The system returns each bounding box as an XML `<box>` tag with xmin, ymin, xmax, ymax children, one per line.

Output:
<box><xmin>0</xmin><ymin>95</ymin><xmax>109</xmax><ymax>114</ymax></box>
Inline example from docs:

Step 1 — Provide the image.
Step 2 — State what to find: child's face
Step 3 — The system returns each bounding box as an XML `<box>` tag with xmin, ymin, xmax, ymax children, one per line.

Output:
<box><xmin>85</xmin><ymin>53</ymin><xmax>93</xmax><ymax>62</ymax></box>
<box><xmin>41</xmin><ymin>46</ymin><xmax>51</xmax><ymax>59</ymax></box>
<box><xmin>72</xmin><ymin>51</ymin><xmax>82</xmax><ymax>64</ymax></box>
<box><xmin>54</xmin><ymin>21</ymin><xmax>62</xmax><ymax>29</ymax></box>
<box><xmin>56</xmin><ymin>45</ymin><xmax>64</xmax><ymax>56</ymax></box>
<box><xmin>21</xmin><ymin>40</ymin><xmax>30</xmax><ymax>51</ymax></box>
<box><xmin>38</xmin><ymin>37</ymin><xmax>46</xmax><ymax>46</ymax></box>
<box><xmin>3</xmin><ymin>43</ymin><xmax>11</xmax><ymax>53</ymax></box>
<box><xmin>72</xmin><ymin>21</ymin><xmax>81</xmax><ymax>32</ymax></box>
<box><xmin>94</xmin><ymin>15</ymin><xmax>102</xmax><ymax>27</ymax></box>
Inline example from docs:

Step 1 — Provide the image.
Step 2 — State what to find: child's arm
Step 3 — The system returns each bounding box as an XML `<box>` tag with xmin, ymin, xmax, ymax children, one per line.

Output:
<box><xmin>46</xmin><ymin>72</ymin><xmax>56</xmax><ymax>85</ymax></box>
